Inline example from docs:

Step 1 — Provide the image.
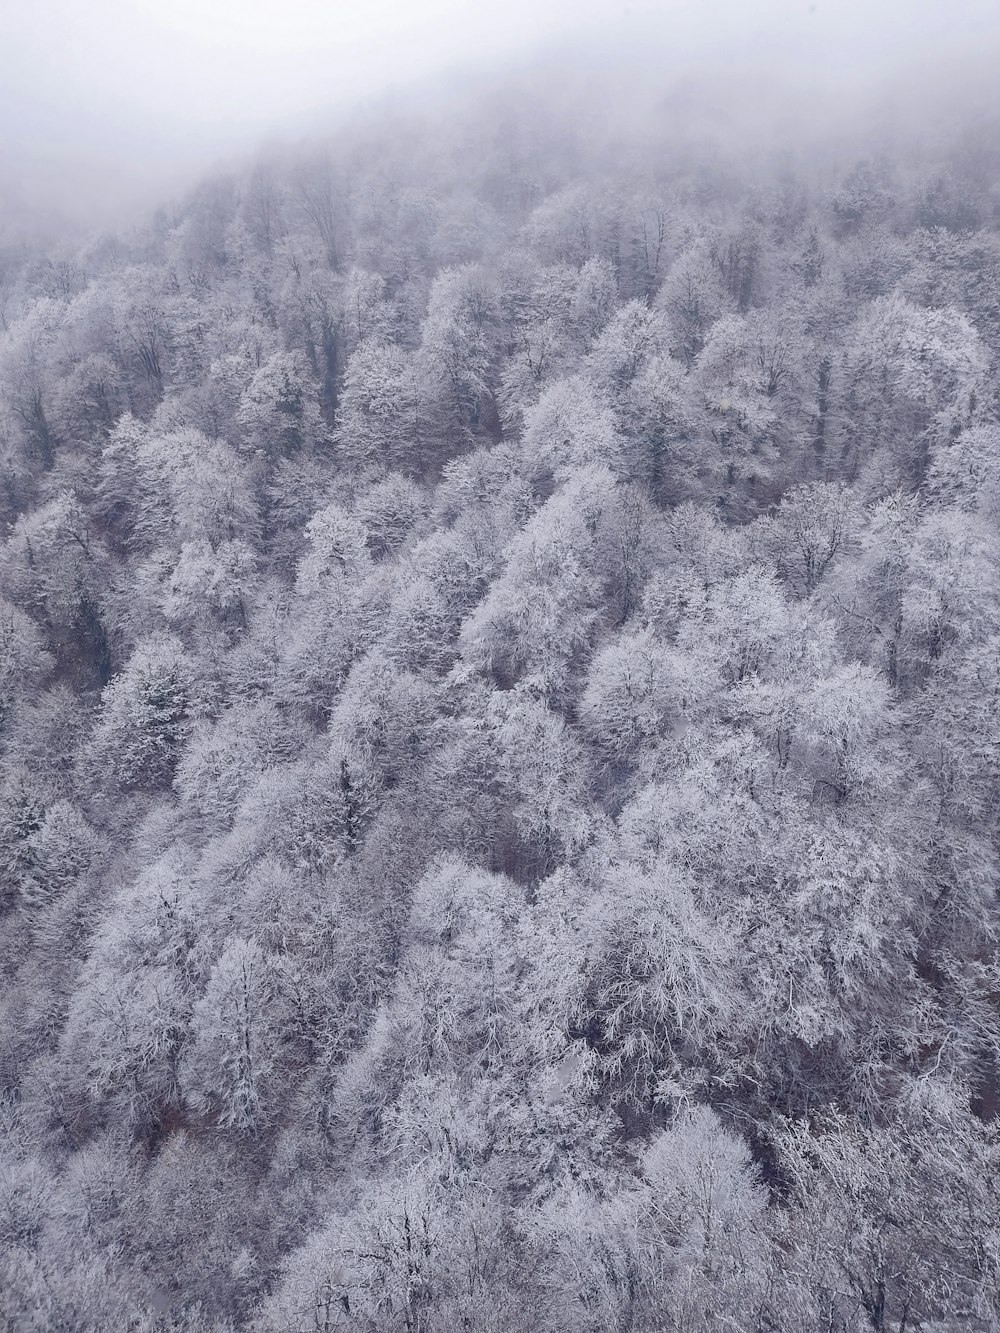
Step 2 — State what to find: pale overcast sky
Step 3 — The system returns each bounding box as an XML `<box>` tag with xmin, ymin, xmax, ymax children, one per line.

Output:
<box><xmin>1</xmin><ymin>0</ymin><xmax>997</xmax><ymax>225</ymax></box>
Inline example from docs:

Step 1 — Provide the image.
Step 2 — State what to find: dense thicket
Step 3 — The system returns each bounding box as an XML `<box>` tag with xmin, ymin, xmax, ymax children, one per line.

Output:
<box><xmin>2</xmin><ymin>79</ymin><xmax>1000</xmax><ymax>1332</ymax></box>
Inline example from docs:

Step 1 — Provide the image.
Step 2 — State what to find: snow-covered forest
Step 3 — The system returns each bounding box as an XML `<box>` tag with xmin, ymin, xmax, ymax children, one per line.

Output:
<box><xmin>2</xmin><ymin>60</ymin><xmax>1000</xmax><ymax>1332</ymax></box>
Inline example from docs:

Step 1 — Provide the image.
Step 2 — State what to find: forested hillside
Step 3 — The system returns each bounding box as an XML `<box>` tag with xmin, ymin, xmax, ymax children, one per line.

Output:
<box><xmin>2</xmin><ymin>78</ymin><xmax>1000</xmax><ymax>1331</ymax></box>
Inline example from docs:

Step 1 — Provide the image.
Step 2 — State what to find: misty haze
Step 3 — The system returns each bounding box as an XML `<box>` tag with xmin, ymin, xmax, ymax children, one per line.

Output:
<box><xmin>2</xmin><ymin>1</ymin><xmax>1000</xmax><ymax>1329</ymax></box>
